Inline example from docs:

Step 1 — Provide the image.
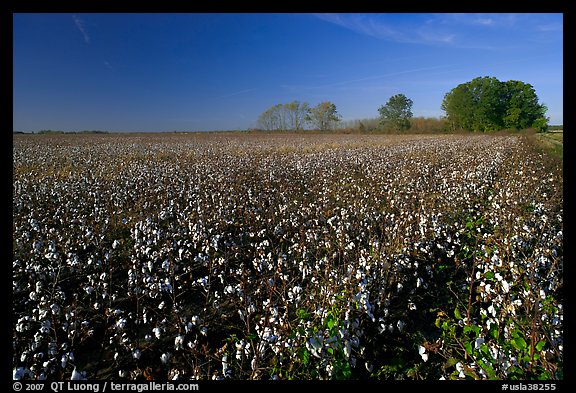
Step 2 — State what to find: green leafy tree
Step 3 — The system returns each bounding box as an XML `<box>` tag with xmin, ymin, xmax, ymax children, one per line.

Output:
<box><xmin>306</xmin><ymin>101</ymin><xmax>341</xmax><ymax>131</ymax></box>
<box><xmin>472</xmin><ymin>76</ymin><xmax>507</xmax><ymax>131</ymax></box>
<box><xmin>442</xmin><ymin>76</ymin><xmax>548</xmax><ymax>132</ymax></box>
<box><xmin>502</xmin><ymin>80</ymin><xmax>548</xmax><ymax>130</ymax></box>
<box><xmin>378</xmin><ymin>94</ymin><xmax>413</xmax><ymax>132</ymax></box>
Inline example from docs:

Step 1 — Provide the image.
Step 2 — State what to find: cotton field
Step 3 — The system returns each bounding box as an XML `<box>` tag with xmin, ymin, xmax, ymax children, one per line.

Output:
<box><xmin>12</xmin><ymin>132</ymin><xmax>562</xmax><ymax>380</ymax></box>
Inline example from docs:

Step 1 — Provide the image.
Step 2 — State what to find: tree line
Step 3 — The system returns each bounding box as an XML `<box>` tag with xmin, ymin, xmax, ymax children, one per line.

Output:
<box><xmin>257</xmin><ymin>101</ymin><xmax>341</xmax><ymax>132</ymax></box>
<box><xmin>256</xmin><ymin>76</ymin><xmax>550</xmax><ymax>133</ymax></box>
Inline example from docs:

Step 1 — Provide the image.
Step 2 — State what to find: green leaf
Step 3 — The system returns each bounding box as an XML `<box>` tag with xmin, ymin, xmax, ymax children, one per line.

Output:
<box><xmin>538</xmin><ymin>371</ymin><xmax>553</xmax><ymax>380</ymax></box>
<box><xmin>326</xmin><ymin>313</ymin><xmax>336</xmax><ymax>330</ymax></box>
<box><xmin>464</xmin><ymin>341</ymin><xmax>473</xmax><ymax>355</ymax></box>
<box><xmin>485</xmin><ymin>271</ymin><xmax>495</xmax><ymax>280</ymax></box>
<box><xmin>477</xmin><ymin>358</ymin><xmax>497</xmax><ymax>379</ymax></box>
<box><xmin>513</xmin><ymin>336</ymin><xmax>527</xmax><ymax>351</ymax></box>
<box><xmin>300</xmin><ymin>349</ymin><xmax>310</xmax><ymax>366</ymax></box>
<box><xmin>489</xmin><ymin>325</ymin><xmax>499</xmax><ymax>340</ymax></box>
<box><xmin>463</xmin><ymin>325</ymin><xmax>480</xmax><ymax>336</ymax></box>
<box><xmin>297</xmin><ymin>308</ymin><xmax>309</xmax><ymax>320</ymax></box>
<box><xmin>247</xmin><ymin>333</ymin><xmax>259</xmax><ymax>341</ymax></box>
<box><xmin>454</xmin><ymin>307</ymin><xmax>463</xmax><ymax>320</ymax></box>
<box><xmin>435</xmin><ymin>317</ymin><xmax>443</xmax><ymax>328</ymax></box>
<box><xmin>535</xmin><ymin>341</ymin><xmax>546</xmax><ymax>352</ymax></box>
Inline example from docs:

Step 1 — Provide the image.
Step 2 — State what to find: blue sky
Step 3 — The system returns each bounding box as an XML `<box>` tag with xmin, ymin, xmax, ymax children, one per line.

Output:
<box><xmin>13</xmin><ymin>13</ymin><xmax>563</xmax><ymax>132</ymax></box>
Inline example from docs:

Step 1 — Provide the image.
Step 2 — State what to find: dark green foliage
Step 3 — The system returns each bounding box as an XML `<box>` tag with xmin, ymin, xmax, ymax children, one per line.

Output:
<box><xmin>442</xmin><ymin>76</ymin><xmax>548</xmax><ymax>132</ymax></box>
<box><xmin>378</xmin><ymin>94</ymin><xmax>414</xmax><ymax>132</ymax></box>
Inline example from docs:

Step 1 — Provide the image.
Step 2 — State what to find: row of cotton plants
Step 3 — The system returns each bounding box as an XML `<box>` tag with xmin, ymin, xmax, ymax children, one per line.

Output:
<box><xmin>13</xmin><ymin>132</ymin><xmax>562</xmax><ymax>380</ymax></box>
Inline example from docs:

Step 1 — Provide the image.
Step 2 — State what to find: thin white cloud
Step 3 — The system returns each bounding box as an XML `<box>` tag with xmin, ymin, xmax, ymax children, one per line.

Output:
<box><xmin>314</xmin><ymin>13</ymin><xmax>548</xmax><ymax>49</ymax></box>
<box><xmin>72</xmin><ymin>15</ymin><xmax>90</xmax><ymax>44</ymax></box>
<box><xmin>215</xmin><ymin>88</ymin><xmax>258</xmax><ymax>100</ymax></box>
<box><xmin>473</xmin><ymin>17</ymin><xmax>495</xmax><ymax>26</ymax></box>
<box><xmin>437</xmin><ymin>13</ymin><xmax>519</xmax><ymax>28</ymax></box>
<box><xmin>314</xmin><ymin>13</ymin><xmax>413</xmax><ymax>43</ymax></box>
<box><xmin>537</xmin><ymin>23</ymin><xmax>563</xmax><ymax>33</ymax></box>
<box><xmin>310</xmin><ymin>64</ymin><xmax>464</xmax><ymax>90</ymax></box>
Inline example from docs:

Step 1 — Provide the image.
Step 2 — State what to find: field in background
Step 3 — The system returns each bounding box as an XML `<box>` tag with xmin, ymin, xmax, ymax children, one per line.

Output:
<box><xmin>13</xmin><ymin>132</ymin><xmax>563</xmax><ymax>380</ymax></box>
<box><xmin>527</xmin><ymin>130</ymin><xmax>563</xmax><ymax>160</ymax></box>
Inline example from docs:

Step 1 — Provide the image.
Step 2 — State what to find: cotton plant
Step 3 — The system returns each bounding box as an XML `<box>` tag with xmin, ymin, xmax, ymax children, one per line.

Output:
<box><xmin>13</xmin><ymin>133</ymin><xmax>561</xmax><ymax>380</ymax></box>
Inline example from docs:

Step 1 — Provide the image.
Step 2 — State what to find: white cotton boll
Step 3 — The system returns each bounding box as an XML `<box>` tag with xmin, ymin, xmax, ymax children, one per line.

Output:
<box><xmin>416</xmin><ymin>277</ymin><xmax>425</xmax><ymax>288</ymax></box>
<box><xmin>40</xmin><ymin>320</ymin><xmax>51</xmax><ymax>334</ymax></box>
<box><xmin>132</xmin><ymin>349</ymin><xmax>141</xmax><ymax>359</ymax></box>
<box><xmin>475</xmin><ymin>337</ymin><xmax>485</xmax><ymax>349</ymax></box>
<box><xmin>162</xmin><ymin>259</ymin><xmax>170</xmax><ymax>271</ymax></box>
<box><xmin>185</xmin><ymin>321</ymin><xmax>194</xmax><ymax>333</ymax></box>
<box><xmin>418</xmin><ymin>345</ymin><xmax>429</xmax><ymax>362</ymax></box>
<box><xmin>71</xmin><ymin>367</ymin><xmax>86</xmax><ymax>380</ymax></box>
<box><xmin>455</xmin><ymin>362</ymin><xmax>465</xmax><ymax>379</ymax></box>
<box><xmin>152</xmin><ymin>327</ymin><xmax>161</xmax><ymax>339</ymax></box>
<box><xmin>14</xmin><ymin>367</ymin><xmax>27</xmax><ymax>380</ymax></box>
<box><xmin>306</xmin><ymin>337</ymin><xmax>323</xmax><ymax>358</ymax></box>
<box><xmin>39</xmin><ymin>308</ymin><xmax>49</xmax><ymax>320</ymax></box>
<box><xmin>365</xmin><ymin>361</ymin><xmax>373</xmax><ymax>373</ymax></box>
<box><xmin>50</xmin><ymin>304</ymin><xmax>60</xmax><ymax>315</ymax></box>
<box><xmin>116</xmin><ymin>318</ymin><xmax>127</xmax><ymax>330</ymax></box>
<box><xmin>397</xmin><ymin>320</ymin><xmax>405</xmax><ymax>332</ymax></box>
<box><xmin>161</xmin><ymin>353</ymin><xmax>171</xmax><ymax>364</ymax></box>
<box><xmin>343</xmin><ymin>340</ymin><xmax>352</xmax><ymax>358</ymax></box>
<box><xmin>174</xmin><ymin>335</ymin><xmax>184</xmax><ymax>350</ymax></box>
<box><xmin>60</xmin><ymin>355</ymin><xmax>68</xmax><ymax>369</ymax></box>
